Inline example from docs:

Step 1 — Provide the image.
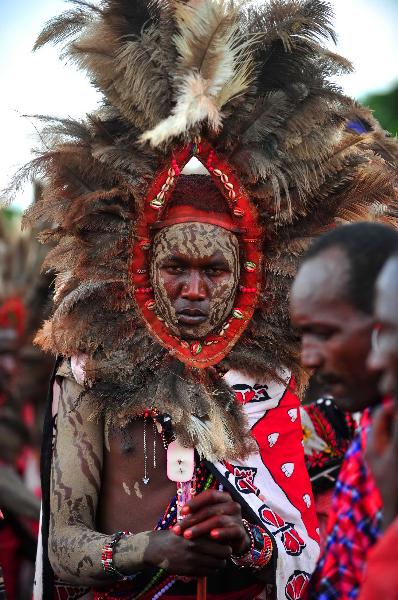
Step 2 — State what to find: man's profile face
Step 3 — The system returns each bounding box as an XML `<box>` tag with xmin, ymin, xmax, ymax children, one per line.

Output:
<box><xmin>150</xmin><ymin>222</ymin><xmax>240</xmax><ymax>340</ymax></box>
<box><xmin>368</xmin><ymin>257</ymin><xmax>398</xmax><ymax>399</ymax></box>
<box><xmin>290</xmin><ymin>247</ymin><xmax>378</xmax><ymax>412</ymax></box>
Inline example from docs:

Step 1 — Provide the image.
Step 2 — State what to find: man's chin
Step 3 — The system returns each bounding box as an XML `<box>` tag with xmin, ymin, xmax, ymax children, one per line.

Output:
<box><xmin>178</xmin><ymin>326</ymin><xmax>210</xmax><ymax>341</ymax></box>
<box><xmin>323</xmin><ymin>382</ymin><xmax>346</xmax><ymax>399</ymax></box>
<box><xmin>328</xmin><ymin>395</ymin><xmax>354</xmax><ymax>413</ymax></box>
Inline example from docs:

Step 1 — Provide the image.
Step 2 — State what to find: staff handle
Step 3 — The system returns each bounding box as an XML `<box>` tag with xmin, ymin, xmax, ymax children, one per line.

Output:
<box><xmin>197</xmin><ymin>575</ymin><xmax>207</xmax><ymax>600</ymax></box>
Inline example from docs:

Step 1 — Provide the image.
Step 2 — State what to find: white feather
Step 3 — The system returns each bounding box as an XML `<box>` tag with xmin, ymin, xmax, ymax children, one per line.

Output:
<box><xmin>141</xmin><ymin>72</ymin><xmax>222</xmax><ymax>146</ymax></box>
<box><xmin>140</xmin><ymin>0</ymin><xmax>253</xmax><ymax>147</ymax></box>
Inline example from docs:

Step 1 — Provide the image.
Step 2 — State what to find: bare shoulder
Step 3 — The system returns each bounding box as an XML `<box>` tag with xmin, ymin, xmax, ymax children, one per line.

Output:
<box><xmin>55</xmin><ymin>358</ymin><xmax>103</xmax><ymax>436</ymax></box>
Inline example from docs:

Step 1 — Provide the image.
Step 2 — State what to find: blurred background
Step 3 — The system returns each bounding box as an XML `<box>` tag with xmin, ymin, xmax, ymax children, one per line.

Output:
<box><xmin>0</xmin><ymin>1</ymin><xmax>396</xmax><ymax>596</ymax></box>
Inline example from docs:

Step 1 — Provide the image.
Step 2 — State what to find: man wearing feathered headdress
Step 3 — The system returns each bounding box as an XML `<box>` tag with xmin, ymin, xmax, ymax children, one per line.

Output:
<box><xmin>14</xmin><ymin>1</ymin><xmax>398</xmax><ymax>599</ymax></box>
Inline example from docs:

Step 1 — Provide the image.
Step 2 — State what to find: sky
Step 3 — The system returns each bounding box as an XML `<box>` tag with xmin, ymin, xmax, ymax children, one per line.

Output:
<box><xmin>1</xmin><ymin>0</ymin><xmax>397</xmax><ymax>210</ymax></box>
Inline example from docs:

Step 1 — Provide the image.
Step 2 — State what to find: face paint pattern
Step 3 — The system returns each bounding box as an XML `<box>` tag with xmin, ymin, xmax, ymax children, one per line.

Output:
<box><xmin>150</xmin><ymin>223</ymin><xmax>240</xmax><ymax>340</ymax></box>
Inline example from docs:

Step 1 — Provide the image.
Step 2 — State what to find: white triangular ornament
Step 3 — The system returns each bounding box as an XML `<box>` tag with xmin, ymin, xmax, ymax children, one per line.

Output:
<box><xmin>268</xmin><ymin>433</ymin><xmax>279</xmax><ymax>447</ymax></box>
<box><xmin>281</xmin><ymin>462</ymin><xmax>294</xmax><ymax>477</ymax></box>
<box><xmin>181</xmin><ymin>157</ymin><xmax>210</xmax><ymax>175</ymax></box>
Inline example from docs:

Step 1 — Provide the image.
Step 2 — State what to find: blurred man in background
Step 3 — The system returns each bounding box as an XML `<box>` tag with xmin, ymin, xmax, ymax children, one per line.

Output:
<box><xmin>359</xmin><ymin>251</ymin><xmax>398</xmax><ymax>599</ymax></box>
<box><xmin>290</xmin><ymin>222</ymin><xmax>398</xmax><ymax>599</ymax></box>
<box><xmin>0</xmin><ymin>297</ymin><xmax>41</xmax><ymax>598</ymax></box>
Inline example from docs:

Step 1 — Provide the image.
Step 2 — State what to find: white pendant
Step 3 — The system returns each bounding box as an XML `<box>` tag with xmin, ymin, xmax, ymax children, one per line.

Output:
<box><xmin>167</xmin><ymin>440</ymin><xmax>195</xmax><ymax>483</ymax></box>
<box><xmin>142</xmin><ymin>477</ymin><xmax>149</xmax><ymax>485</ymax></box>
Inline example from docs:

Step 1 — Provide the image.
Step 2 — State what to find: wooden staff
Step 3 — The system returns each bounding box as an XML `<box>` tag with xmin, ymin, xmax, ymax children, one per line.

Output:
<box><xmin>197</xmin><ymin>575</ymin><xmax>207</xmax><ymax>600</ymax></box>
<box><xmin>166</xmin><ymin>440</ymin><xmax>207</xmax><ymax>599</ymax></box>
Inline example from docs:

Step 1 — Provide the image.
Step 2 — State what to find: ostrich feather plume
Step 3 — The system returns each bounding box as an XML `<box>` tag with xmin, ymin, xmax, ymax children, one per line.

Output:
<box><xmin>141</xmin><ymin>0</ymin><xmax>254</xmax><ymax>146</ymax></box>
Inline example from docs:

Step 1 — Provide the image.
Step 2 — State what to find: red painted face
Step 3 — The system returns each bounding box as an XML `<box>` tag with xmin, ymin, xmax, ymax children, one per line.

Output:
<box><xmin>150</xmin><ymin>223</ymin><xmax>240</xmax><ymax>340</ymax></box>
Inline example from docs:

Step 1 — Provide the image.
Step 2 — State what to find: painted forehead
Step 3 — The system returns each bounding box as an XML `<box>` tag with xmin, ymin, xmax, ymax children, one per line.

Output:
<box><xmin>151</xmin><ymin>222</ymin><xmax>240</xmax><ymax>265</ymax></box>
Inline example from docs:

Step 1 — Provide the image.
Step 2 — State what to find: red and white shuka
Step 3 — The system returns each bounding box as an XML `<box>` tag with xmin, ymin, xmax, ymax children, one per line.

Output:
<box><xmin>211</xmin><ymin>370</ymin><xmax>320</xmax><ymax>600</ymax></box>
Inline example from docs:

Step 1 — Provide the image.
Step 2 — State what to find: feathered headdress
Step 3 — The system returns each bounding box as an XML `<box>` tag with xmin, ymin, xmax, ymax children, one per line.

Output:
<box><xmin>11</xmin><ymin>0</ymin><xmax>398</xmax><ymax>459</ymax></box>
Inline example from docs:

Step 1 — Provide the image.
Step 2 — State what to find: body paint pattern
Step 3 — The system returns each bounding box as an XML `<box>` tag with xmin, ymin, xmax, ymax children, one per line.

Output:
<box><xmin>48</xmin><ymin>366</ymin><xmax>151</xmax><ymax>587</ymax></box>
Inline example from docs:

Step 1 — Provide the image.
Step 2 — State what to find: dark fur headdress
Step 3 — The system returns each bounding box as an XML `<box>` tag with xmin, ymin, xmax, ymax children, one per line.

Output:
<box><xmin>12</xmin><ymin>0</ymin><xmax>398</xmax><ymax>459</ymax></box>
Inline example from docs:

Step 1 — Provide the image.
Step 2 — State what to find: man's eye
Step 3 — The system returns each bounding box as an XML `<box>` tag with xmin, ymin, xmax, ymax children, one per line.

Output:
<box><xmin>313</xmin><ymin>330</ymin><xmax>334</xmax><ymax>341</ymax></box>
<box><xmin>205</xmin><ymin>267</ymin><xmax>227</xmax><ymax>276</ymax></box>
<box><xmin>298</xmin><ymin>328</ymin><xmax>335</xmax><ymax>341</ymax></box>
<box><xmin>162</xmin><ymin>265</ymin><xmax>184</xmax><ymax>273</ymax></box>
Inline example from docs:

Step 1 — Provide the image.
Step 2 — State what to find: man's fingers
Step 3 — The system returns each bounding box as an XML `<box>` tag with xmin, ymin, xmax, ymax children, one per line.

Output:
<box><xmin>170</xmin><ymin>553</ymin><xmax>227</xmax><ymax>576</ymax></box>
<box><xmin>183</xmin><ymin>515</ymin><xmax>235</xmax><ymax>539</ymax></box>
<box><xmin>182</xmin><ymin>490</ymin><xmax>232</xmax><ymax>516</ymax></box>
<box><xmin>177</xmin><ymin>501</ymin><xmax>240</xmax><ymax>532</ymax></box>
<box><xmin>209</xmin><ymin>526</ymin><xmax>244</xmax><ymax>544</ymax></box>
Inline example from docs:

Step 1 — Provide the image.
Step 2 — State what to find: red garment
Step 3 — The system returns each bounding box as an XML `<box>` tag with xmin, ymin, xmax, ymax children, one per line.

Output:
<box><xmin>358</xmin><ymin>517</ymin><xmax>398</xmax><ymax>600</ymax></box>
<box><xmin>314</xmin><ymin>489</ymin><xmax>334</xmax><ymax>553</ymax></box>
<box><xmin>309</xmin><ymin>409</ymin><xmax>383</xmax><ymax>599</ymax></box>
<box><xmin>0</xmin><ymin>522</ymin><xmax>20</xmax><ymax>599</ymax></box>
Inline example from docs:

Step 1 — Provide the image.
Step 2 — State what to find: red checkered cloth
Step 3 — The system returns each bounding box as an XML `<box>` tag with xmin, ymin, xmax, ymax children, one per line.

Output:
<box><xmin>309</xmin><ymin>409</ymin><xmax>382</xmax><ymax>600</ymax></box>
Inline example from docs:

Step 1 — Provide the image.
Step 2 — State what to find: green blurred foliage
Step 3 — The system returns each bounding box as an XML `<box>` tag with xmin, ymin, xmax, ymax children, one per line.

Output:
<box><xmin>362</xmin><ymin>83</ymin><xmax>398</xmax><ymax>137</ymax></box>
<box><xmin>0</xmin><ymin>207</ymin><xmax>22</xmax><ymax>237</ymax></box>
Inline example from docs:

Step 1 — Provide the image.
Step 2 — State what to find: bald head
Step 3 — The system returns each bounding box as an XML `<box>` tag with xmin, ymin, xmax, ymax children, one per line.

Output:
<box><xmin>378</xmin><ymin>254</ymin><xmax>398</xmax><ymax>299</ymax></box>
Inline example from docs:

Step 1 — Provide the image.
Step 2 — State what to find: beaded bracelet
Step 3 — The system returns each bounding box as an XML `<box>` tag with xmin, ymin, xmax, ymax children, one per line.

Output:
<box><xmin>231</xmin><ymin>519</ymin><xmax>273</xmax><ymax>571</ymax></box>
<box><xmin>101</xmin><ymin>530</ymin><xmax>137</xmax><ymax>581</ymax></box>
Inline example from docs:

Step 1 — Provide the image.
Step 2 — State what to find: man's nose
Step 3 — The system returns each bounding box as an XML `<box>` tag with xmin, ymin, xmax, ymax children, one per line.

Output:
<box><xmin>300</xmin><ymin>337</ymin><xmax>324</xmax><ymax>370</ymax></box>
<box><xmin>181</xmin><ymin>270</ymin><xmax>207</xmax><ymax>301</ymax></box>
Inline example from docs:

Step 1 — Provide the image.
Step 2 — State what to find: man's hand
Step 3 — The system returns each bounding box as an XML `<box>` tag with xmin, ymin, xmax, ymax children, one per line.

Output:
<box><xmin>172</xmin><ymin>490</ymin><xmax>251</xmax><ymax>556</ymax></box>
<box><xmin>144</xmin><ymin>529</ymin><xmax>232</xmax><ymax>576</ymax></box>
<box><xmin>366</xmin><ymin>403</ymin><xmax>398</xmax><ymax>529</ymax></box>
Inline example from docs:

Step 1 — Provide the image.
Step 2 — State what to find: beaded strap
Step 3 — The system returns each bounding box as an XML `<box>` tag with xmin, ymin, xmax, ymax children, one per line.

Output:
<box><xmin>231</xmin><ymin>519</ymin><xmax>273</xmax><ymax>571</ymax></box>
<box><xmin>101</xmin><ymin>530</ymin><xmax>137</xmax><ymax>581</ymax></box>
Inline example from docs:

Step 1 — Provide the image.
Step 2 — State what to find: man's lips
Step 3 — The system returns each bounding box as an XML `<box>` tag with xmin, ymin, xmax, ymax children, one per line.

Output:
<box><xmin>315</xmin><ymin>374</ymin><xmax>346</xmax><ymax>397</ymax></box>
<box><xmin>177</xmin><ymin>309</ymin><xmax>208</xmax><ymax>326</ymax></box>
